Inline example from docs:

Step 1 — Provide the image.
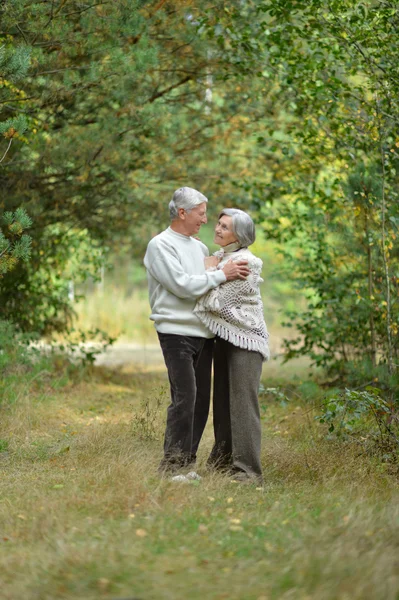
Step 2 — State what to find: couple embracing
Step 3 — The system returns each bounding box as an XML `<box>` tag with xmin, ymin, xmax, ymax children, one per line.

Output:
<box><xmin>144</xmin><ymin>187</ymin><xmax>269</xmax><ymax>484</ymax></box>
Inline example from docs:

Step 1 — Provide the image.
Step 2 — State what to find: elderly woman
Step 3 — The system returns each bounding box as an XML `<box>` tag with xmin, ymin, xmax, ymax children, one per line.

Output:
<box><xmin>194</xmin><ymin>208</ymin><xmax>269</xmax><ymax>483</ymax></box>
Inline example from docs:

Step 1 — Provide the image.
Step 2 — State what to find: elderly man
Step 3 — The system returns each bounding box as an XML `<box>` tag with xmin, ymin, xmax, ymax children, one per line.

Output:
<box><xmin>144</xmin><ymin>187</ymin><xmax>249</xmax><ymax>476</ymax></box>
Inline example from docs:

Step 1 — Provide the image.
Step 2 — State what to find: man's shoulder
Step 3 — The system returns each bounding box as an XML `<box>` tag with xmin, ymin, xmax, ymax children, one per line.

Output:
<box><xmin>146</xmin><ymin>229</ymin><xmax>171</xmax><ymax>250</ymax></box>
<box><xmin>193</xmin><ymin>238</ymin><xmax>209</xmax><ymax>256</ymax></box>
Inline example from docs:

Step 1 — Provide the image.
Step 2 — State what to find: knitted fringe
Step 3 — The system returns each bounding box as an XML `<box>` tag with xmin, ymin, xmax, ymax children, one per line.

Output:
<box><xmin>197</xmin><ymin>312</ymin><xmax>270</xmax><ymax>362</ymax></box>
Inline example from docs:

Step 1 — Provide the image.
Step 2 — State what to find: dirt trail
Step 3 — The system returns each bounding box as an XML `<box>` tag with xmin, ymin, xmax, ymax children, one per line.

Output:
<box><xmin>95</xmin><ymin>342</ymin><xmax>164</xmax><ymax>367</ymax></box>
<box><xmin>94</xmin><ymin>341</ymin><xmax>311</xmax><ymax>380</ymax></box>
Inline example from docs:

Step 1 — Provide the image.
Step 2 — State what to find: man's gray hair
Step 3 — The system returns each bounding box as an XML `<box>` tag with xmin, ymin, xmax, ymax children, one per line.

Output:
<box><xmin>219</xmin><ymin>208</ymin><xmax>256</xmax><ymax>247</ymax></box>
<box><xmin>169</xmin><ymin>187</ymin><xmax>208</xmax><ymax>219</ymax></box>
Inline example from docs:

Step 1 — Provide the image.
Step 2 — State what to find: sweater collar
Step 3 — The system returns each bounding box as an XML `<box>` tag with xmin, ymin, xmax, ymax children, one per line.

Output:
<box><xmin>167</xmin><ymin>226</ymin><xmax>193</xmax><ymax>241</ymax></box>
<box><xmin>220</xmin><ymin>241</ymin><xmax>244</xmax><ymax>253</ymax></box>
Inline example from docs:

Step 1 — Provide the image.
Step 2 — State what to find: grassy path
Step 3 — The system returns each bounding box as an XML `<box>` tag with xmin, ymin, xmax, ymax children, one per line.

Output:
<box><xmin>1</xmin><ymin>361</ymin><xmax>398</xmax><ymax>600</ymax></box>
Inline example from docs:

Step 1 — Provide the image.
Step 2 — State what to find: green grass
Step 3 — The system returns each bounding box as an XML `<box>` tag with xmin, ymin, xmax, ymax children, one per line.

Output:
<box><xmin>1</xmin><ymin>359</ymin><xmax>398</xmax><ymax>600</ymax></box>
<box><xmin>72</xmin><ymin>286</ymin><xmax>157</xmax><ymax>343</ymax></box>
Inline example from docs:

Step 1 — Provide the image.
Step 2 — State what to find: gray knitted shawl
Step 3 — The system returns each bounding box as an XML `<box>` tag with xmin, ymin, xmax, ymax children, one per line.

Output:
<box><xmin>194</xmin><ymin>248</ymin><xmax>270</xmax><ymax>361</ymax></box>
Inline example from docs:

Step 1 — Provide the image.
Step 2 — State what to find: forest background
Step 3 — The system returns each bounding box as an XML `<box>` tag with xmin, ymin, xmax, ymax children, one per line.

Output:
<box><xmin>0</xmin><ymin>0</ymin><xmax>399</xmax><ymax>432</ymax></box>
<box><xmin>1</xmin><ymin>2</ymin><xmax>399</xmax><ymax>599</ymax></box>
<box><xmin>2</xmin><ymin>0</ymin><xmax>399</xmax><ymax>394</ymax></box>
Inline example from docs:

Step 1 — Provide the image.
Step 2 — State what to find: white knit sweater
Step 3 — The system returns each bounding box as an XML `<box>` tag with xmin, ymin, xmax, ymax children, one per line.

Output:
<box><xmin>194</xmin><ymin>248</ymin><xmax>270</xmax><ymax>360</ymax></box>
<box><xmin>144</xmin><ymin>227</ymin><xmax>227</xmax><ymax>337</ymax></box>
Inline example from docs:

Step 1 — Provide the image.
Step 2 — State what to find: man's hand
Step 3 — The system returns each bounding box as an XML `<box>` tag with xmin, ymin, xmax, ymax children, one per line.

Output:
<box><xmin>222</xmin><ymin>259</ymin><xmax>250</xmax><ymax>281</ymax></box>
<box><xmin>204</xmin><ymin>256</ymin><xmax>221</xmax><ymax>269</ymax></box>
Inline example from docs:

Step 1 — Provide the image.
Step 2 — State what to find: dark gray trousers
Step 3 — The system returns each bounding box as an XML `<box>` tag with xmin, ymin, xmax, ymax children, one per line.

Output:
<box><xmin>208</xmin><ymin>337</ymin><xmax>263</xmax><ymax>479</ymax></box>
<box><xmin>157</xmin><ymin>332</ymin><xmax>214</xmax><ymax>471</ymax></box>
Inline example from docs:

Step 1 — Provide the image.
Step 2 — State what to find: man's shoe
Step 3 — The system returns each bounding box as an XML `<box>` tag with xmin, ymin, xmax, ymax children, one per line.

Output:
<box><xmin>170</xmin><ymin>474</ymin><xmax>189</xmax><ymax>483</ymax></box>
<box><xmin>186</xmin><ymin>471</ymin><xmax>202</xmax><ymax>481</ymax></box>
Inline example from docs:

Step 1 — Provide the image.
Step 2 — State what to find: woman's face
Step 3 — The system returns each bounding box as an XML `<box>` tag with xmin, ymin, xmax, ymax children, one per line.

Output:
<box><xmin>214</xmin><ymin>215</ymin><xmax>238</xmax><ymax>247</ymax></box>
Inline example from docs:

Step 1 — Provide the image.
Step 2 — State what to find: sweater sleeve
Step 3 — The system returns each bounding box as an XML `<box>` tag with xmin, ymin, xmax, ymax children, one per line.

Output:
<box><xmin>145</xmin><ymin>242</ymin><xmax>226</xmax><ymax>300</ymax></box>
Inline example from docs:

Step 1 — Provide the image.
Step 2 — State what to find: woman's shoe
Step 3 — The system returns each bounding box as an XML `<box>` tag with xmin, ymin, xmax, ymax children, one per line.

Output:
<box><xmin>230</xmin><ymin>471</ymin><xmax>263</xmax><ymax>485</ymax></box>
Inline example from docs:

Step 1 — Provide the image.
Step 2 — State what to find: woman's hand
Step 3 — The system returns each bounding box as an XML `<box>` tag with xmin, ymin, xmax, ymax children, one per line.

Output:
<box><xmin>204</xmin><ymin>256</ymin><xmax>221</xmax><ymax>269</ymax></box>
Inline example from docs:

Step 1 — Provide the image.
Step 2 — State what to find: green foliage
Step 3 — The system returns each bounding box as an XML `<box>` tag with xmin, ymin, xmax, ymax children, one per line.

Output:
<box><xmin>57</xmin><ymin>327</ymin><xmax>117</xmax><ymax>366</ymax></box>
<box><xmin>259</xmin><ymin>384</ymin><xmax>290</xmax><ymax>408</ymax></box>
<box><xmin>317</xmin><ymin>388</ymin><xmax>389</xmax><ymax>435</ymax></box>
<box><xmin>0</xmin><ymin>43</ymin><xmax>30</xmax><ymax>80</ymax></box>
<box><xmin>0</xmin><ymin>0</ymin><xmax>398</xmax><ymax>387</ymax></box>
<box><xmin>131</xmin><ymin>387</ymin><xmax>168</xmax><ymax>442</ymax></box>
<box><xmin>0</xmin><ymin>114</ymin><xmax>28</xmax><ymax>136</ymax></box>
<box><xmin>0</xmin><ymin>208</ymin><xmax>32</xmax><ymax>276</ymax></box>
<box><xmin>203</xmin><ymin>0</ymin><xmax>399</xmax><ymax>376</ymax></box>
<box><xmin>316</xmin><ymin>386</ymin><xmax>399</xmax><ymax>462</ymax></box>
<box><xmin>0</xmin><ymin>40</ymin><xmax>31</xmax><ymax>152</ymax></box>
<box><xmin>0</xmin><ymin>319</ymin><xmax>33</xmax><ymax>370</ymax></box>
<box><xmin>0</xmin><ymin>0</ymin><xmax>267</xmax><ymax>333</ymax></box>
<box><xmin>0</xmin><ymin>318</ymin><xmax>41</xmax><ymax>405</ymax></box>
<box><xmin>0</xmin><ymin>317</ymin><xmax>115</xmax><ymax>407</ymax></box>
<box><xmin>0</xmin><ymin>439</ymin><xmax>9</xmax><ymax>453</ymax></box>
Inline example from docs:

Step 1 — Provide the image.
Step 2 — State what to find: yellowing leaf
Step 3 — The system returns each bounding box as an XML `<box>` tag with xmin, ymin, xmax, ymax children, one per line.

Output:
<box><xmin>135</xmin><ymin>528</ymin><xmax>147</xmax><ymax>537</ymax></box>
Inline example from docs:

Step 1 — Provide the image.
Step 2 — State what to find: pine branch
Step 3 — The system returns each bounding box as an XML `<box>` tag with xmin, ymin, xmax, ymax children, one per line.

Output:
<box><xmin>0</xmin><ymin>139</ymin><xmax>13</xmax><ymax>164</ymax></box>
<box><xmin>144</xmin><ymin>75</ymin><xmax>192</xmax><ymax>104</ymax></box>
<box><xmin>0</xmin><ymin>244</ymin><xmax>11</xmax><ymax>259</ymax></box>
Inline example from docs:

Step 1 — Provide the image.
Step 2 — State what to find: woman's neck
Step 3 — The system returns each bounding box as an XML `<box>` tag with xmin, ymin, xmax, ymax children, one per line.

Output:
<box><xmin>221</xmin><ymin>241</ymin><xmax>243</xmax><ymax>253</ymax></box>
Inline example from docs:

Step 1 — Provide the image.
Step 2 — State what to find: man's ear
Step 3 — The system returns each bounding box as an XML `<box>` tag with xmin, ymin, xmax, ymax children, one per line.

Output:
<box><xmin>178</xmin><ymin>207</ymin><xmax>186</xmax><ymax>220</ymax></box>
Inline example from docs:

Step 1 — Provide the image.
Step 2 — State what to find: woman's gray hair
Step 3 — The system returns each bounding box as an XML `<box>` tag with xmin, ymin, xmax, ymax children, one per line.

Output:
<box><xmin>219</xmin><ymin>208</ymin><xmax>256</xmax><ymax>247</ymax></box>
<box><xmin>169</xmin><ymin>187</ymin><xmax>208</xmax><ymax>219</ymax></box>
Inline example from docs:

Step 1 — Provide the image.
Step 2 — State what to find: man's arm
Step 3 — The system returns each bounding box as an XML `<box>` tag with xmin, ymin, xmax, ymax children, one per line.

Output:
<box><xmin>146</xmin><ymin>245</ymin><xmax>249</xmax><ymax>300</ymax></box>
<box><xmin>146</xmin><ymin>245</ymin><xmax>225</xmax><ymax>299</ymax></box>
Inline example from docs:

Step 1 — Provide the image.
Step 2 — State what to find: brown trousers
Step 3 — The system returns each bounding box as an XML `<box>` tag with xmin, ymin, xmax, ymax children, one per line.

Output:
<box><xmin>208</xmin><ymin>337</ymin><xmax>263</xmax><ymax>479</ymax></box>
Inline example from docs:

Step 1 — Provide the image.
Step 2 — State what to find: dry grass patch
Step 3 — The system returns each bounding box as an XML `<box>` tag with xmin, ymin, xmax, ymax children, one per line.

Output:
<box><xmin>1</xmin><ymin>363</ymin><xmax>398</xmax><ymax>600</ymax></box>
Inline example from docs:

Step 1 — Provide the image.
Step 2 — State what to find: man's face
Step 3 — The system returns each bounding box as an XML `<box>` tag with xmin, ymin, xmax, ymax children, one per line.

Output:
<box><xmin>181</xmin><ymin>202</ymin><xmax>208</xmax><ymax>235</ymax></box>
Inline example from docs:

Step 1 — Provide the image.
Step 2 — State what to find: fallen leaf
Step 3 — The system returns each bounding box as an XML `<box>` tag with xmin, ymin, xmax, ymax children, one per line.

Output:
<box><xmin>97</xmin><ymin>578</ymin><xmax>110</xmax><ymax>590</ymax></box>
<box><xmin>264</xmin><ymin>542</ymin><xmax>273</xmax><ymax>551</ymax></box>
<box><xmin>135</xmin><ymin>528</ymin><xmax>147</xmax><ymax>537</ymax></box>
